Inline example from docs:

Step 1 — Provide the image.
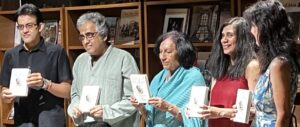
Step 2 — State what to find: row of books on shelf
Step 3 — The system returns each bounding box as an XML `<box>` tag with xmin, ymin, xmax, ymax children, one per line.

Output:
<box><xmin>108</xmin><ymin>4</ymin><xmax>231</xmax><ymax>44</ymax></box>
<box><xmin>13</xmin><ymin>8</ymin><xmax>139</xmax><ymax>46</ymax></box>
<box><xmin>163</xmin><ymin>4</ymin><xmax>230</xmax><ymax>43</ymax></box>
<box><xmin>13</xmin><ymin>4</ymin><xmax>231</xmax><ymax>46</ymax></box>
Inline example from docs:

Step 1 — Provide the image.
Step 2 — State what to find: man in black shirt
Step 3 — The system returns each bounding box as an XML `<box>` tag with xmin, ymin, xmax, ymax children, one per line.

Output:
<box><xmin>0</xmin><ymin>3</ymin><xmax>73</xmax><ymax>127</ymax></box>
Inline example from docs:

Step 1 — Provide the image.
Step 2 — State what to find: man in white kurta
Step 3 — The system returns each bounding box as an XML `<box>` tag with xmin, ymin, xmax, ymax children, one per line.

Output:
<box><xmin>67</xmin><ymin>12</ymin><xmax>140</xmax><ymax>127</ymax></box>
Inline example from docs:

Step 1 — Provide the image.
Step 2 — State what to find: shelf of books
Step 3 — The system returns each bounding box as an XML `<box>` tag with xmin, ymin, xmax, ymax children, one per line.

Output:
<box><xmin>144</xmin><ymin>0</ymin><xmax>233</xmax><ymax>80</ymax></box>
<box><xmin>0</xmin><ymin>7</ymin><xmax>65</xmax><ymax>126</ymax></box>
<box><xmin>64</xmin><ymin>2</ymin><xmax>144</xmax><ymax>72</ymax></box>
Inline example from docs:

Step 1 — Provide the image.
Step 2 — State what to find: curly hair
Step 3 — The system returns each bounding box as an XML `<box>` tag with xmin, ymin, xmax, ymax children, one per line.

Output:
<box><xmin>243</xmin><ymin>0</ymin><xmax>299</xmax><ymax>73</ymax></box>
<box><xmin>207</xmin><ymin>17</ymin><xmax>256</xmax><ymax>79</ymax></box>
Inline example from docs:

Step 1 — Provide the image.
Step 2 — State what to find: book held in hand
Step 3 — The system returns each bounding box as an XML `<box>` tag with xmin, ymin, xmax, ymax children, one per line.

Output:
<box><xmin>9</xmin><ymin>68</ymin><xmax>31</xmax><ymax>97</ymax></box>
<box><xmin>79</xmin><ymin>86</ymin><xmax>101</xmax><ymax>113</ymax></box>
<box><xmin>233</xmin><ymin>89</ymin><xmax>252</xmax><ymax>123</ymax></box>
<box><xmin>187</xmin><ymin>85</ymin><xmax>209</xmax><ymax>117</ymax></box>
<box><xmin>130</xmin><ymin>74</ymin><xmax>150</xmax><ymax>103</ymax></box>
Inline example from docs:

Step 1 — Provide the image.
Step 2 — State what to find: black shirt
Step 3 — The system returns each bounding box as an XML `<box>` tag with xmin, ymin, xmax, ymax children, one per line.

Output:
<box><xmin>0</xmin><ymin>39</ymin><xmax>73</xmax><ymax>126</ymax></box>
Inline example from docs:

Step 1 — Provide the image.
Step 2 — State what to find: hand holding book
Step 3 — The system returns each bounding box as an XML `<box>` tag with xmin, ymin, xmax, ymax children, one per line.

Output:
<box><xmin>1</xmin><ymin>87</ymin><xmax>16</xmax><ymax>103</ymax></box>
<box><xmin>90</xmin><ymin>105</ymin><xmax>103</xmax><ymax>119</ymax></box>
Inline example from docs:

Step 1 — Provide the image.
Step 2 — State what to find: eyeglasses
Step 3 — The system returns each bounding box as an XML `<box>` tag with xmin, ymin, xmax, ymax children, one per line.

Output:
<box><xmin>78</xmin><ymin>32</ymin><xmax>98</xmax><ymax>42</ymax></box>
<box><xmin>17</xmin><ymin>23</ymin><xmax>38</xmax><ymax>30</ymax></box>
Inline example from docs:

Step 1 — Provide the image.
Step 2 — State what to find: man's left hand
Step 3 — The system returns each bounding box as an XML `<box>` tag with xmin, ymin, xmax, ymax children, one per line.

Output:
<box><xmin>90</xmin><ymin>105</ymin><xmax>103</xmax><ymax>119</ymax></box>
<box><xmin>27</xmin><ymin>72</ymin><xmax>43</xmax><ymax>88</ymax></box>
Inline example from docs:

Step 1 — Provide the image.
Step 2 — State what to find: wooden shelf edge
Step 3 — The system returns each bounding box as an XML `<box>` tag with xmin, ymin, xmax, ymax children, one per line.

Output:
<box><xmin>146</xmin><ymin>42</ymin><xmax>212</xmax><ymax>48</ymax></box>
<box><xmin>68</xmin><ymin>46</ymin><xmax>84</xmax><ymax>50</ymax></box>
<box><xmin>0</xmin><ymin>48</ymin><xmax>10</xmax><ymax>51</ymax></box>
<box><xmin>147</xmin><ymin>44</ymin><xmax>155</xmax><ymax>48</ymax></box>
<box><xmin>64</xmin><ymin>2</ymin><xmax>141</xmax><ymax>11</ymax></box>
<box><xmin>40</xmin><ymin>7</ymin><xmax>63</xmax><ymax>12</ymax></box>
<box><xmin>114</xmin><ymin>43</ymin><xmax>140</xmax><ymax>49</ymax></box>
<box><xmin>0</xmin><ymin>10</ymin><xmax>16</xmax><ymax>14</ymax></box>
<box><xmin>145</xmin><ymin>0</ymin><xmax>220</xmax><ymax>6</ymax></box>
<box><xmin>2</xmin><ymin>119</ymin><xmax>14</xmax><ymax>125</ymax></box>
<box><xmin>286</xmin><ymin>7</ymin><xmax>300</xmax><ymax>13</ymax></box>
<box><xmin>192</xmin><ymin>43</ymin><xmax>213</xmax><ymax>47</ymax></box>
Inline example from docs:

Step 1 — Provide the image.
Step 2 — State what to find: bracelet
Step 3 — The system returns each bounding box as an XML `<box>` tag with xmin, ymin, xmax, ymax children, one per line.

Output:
<box><xmin>42</xmin><ymin>78</ymin><xmax>51</xmax><ymax>90</ymax></box>
<box><xmin>168</xmin><ymin>105</ymin><xmax>181</xmax><ymax>120</ymax></box>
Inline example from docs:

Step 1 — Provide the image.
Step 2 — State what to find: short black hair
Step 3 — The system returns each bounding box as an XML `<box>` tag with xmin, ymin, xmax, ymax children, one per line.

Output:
<box><xmin>15</xmin><ymin>3</ymin><xmax>43</xmax><ymax>24</ymax></box>
<box><xmin>154</xmin><ymin>31</ymin><xmax>196</xmax><ymax>69</ymax></box>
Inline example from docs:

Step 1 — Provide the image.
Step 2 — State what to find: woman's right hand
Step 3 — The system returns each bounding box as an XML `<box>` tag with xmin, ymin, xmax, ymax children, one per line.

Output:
<box><xmin>186</xmin><ymin>105</ymin><xmax>219</xmax><ymax>119</ymax></box>
<box><xmin>130</xmin><ymin>96</ymin><xmax>145</xmax><ymax>113</ymax></box>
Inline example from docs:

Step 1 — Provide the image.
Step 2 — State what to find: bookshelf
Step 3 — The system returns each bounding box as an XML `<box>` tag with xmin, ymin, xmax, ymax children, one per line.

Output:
<box><xmin>143</xmin><ymin>0</ymin><xmax>233</xmax><ymax>80</ymax></box>
<box><xmin>64</xmin><ymin>2</ymin><xmax>144</xmax><ymax>72</ymax></box>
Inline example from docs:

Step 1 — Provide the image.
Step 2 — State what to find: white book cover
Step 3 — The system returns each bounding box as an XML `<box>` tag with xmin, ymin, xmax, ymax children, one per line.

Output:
<box><xmin>9</xmin><ymin>68</ymin><xmax>30</xmax><ymax>97</ymax></box>
<box><xmin>233</xmin><ymin>89</ymin><xmax>252</xmax><ymax>123</ymax></box>
<box><xmin>79</xmin><ymin>86</ymin><xmax>101</xmax><ymax>113</ymax></box>
<box><xmin>187</xmin><ymin>86</ymin><xmax>209</xmax><ymax>117</ymax></box>
<box><xmin>130</xmin><ymin>74</ymin><xmax>150</xmax><ymax>103</ymax></box>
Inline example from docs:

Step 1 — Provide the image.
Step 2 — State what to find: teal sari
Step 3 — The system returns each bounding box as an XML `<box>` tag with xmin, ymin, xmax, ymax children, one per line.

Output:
<box><xmin>145</xmin><ymin>67</ymin><xmax>206</xmax><ymax>127</ymax></box>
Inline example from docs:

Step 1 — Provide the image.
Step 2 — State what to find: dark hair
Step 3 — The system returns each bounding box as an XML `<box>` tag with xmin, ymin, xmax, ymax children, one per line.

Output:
<box><xmin>15</xmin><ymin>3</ymin><xmax>43</xmax><ymax>24</ymax></box>
<box><xmin>207</xmin><ymin>17</ymin><xmax>256</xmax><ymax>79</ymax></box>
<box><xmin>243</xmin><ymin>0</ymin><xmax>299</xmax><ymax>73</ymax></box>
<box><xmin>154</xmin><ymin>31</ymin><xmax>196</xmax><ymax>69</ymax></box>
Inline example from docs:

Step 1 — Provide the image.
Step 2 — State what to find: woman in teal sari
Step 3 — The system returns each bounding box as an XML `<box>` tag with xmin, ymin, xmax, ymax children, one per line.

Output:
<box><xmin>131</xmin><ymin>31</ymin><xmax>206</xmax><ymax>127</ymax></box>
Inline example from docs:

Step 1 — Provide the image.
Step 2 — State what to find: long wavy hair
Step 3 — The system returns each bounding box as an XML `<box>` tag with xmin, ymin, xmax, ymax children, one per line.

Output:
<box><xmin>243</xmin><ymin>0</ymin><xmax>299</xmax><ymax>73</ymax></box>
<box><xmin>207</xmin><ymin>17</ymin><xmax>256</xmax><ymax>79</ymax></box>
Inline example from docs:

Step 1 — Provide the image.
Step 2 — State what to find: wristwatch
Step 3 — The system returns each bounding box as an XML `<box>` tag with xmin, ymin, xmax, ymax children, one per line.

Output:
<box><xmin>42</xmin><ymin>78</ymin><xmax>50</xmax><ymax>90</ymax></box>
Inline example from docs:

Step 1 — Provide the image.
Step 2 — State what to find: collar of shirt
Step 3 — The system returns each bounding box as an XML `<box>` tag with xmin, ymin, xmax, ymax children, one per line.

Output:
<box><xmin>17</xmin><ymin>37</ymin><xmax>46</xmax><ymax>53</ymax></box>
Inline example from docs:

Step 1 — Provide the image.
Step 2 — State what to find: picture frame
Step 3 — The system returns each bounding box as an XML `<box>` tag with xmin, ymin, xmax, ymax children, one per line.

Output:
<box><xmin>115</xmin><ymin>9</ymin><xmax>139</xmax><ymax>44</ymax></box>
<box><xmin>41</xmin><ymin>20</ymin><xmax>58</xmax><ymax>44</ymax></box>
<box><xmin>106</xmin><ymin>17</ymin><xmax>119</xmax><ymax>43</ymax></box>
<box><xmin>163</xmin><ymin>8</ymin><xmax>189</xmax><ymax>33</ymax></box>
<box><xmin>189</xmin><ymin>5</ymin><xmax>219</xmax><ymax>42</ymax></box>
<box><xmin>14</xmin><ymin>22</ymin><xmax>21</xmax><ymax>47</ymax></box>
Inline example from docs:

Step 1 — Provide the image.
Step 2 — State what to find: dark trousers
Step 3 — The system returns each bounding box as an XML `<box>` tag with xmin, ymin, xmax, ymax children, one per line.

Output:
<box><xmin>78</xmin><ymin>121</ymin><xmax>111</xmax><ymax>127</ymax></box>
